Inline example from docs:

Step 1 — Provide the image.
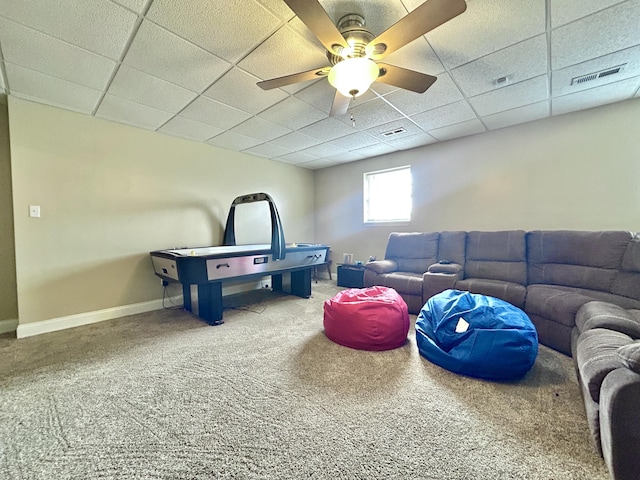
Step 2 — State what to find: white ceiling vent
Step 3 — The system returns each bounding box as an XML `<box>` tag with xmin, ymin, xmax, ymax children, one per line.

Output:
<box><xmin>381</xmin><ymin>127</ymin><xmax>407</xmax><ymax>138</ymax></box>
<box><xmin>571</xmin><ymin>64</ymin><xmax>626</xmax><ymax>85</ymax></box>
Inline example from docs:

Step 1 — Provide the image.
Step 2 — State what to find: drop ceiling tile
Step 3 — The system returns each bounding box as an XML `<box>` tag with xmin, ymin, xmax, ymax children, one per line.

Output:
<box><xmin>300</xmin><ymin>143</ymin><xmax>346</xmax><ymax>158</ymax></box>
<box><xmin>96</xmin><ymin>93</ymin><xmax>174</xmax><ymax>129</ymax></box>
<box><xmin>410</xmin><ymin>100</ymin><xmax>477</xmax><ymax>131</ymax></box>
<box><xmin>369</xmin><ymin>82</ymin><xmax>400</xmax><ymax>96</ymax></box>
<box><xmin>482</xmin><ymin>101</ymin><xmax>550</xmax><ymax>130</ymax></box>
<box><xmin>383</xmin><ymin>73</ymin><xmax>464</xmax><ymax>116</ymax></box>
<box><xmin>269</xmin><ymin>131</ymin><xmax>322</xmax><ymax>151</ymax></box>
<box><xmin>552</xmin><ymin>45</ymin><xmax>640</xmax><ymax>98</ymax></box>
<box><xmin>0</xmin><ymin>0</ymin><xmax>138</xmax><ymax>59</ymax></box>
<box><xmin>123</xmin><ymin>20</ymin><xmax>231</xmax><ymax>93</ymax></box>
<box><xmin>469</xmin><ymin>75</ymin><xmax>549</xmax><ymax>117</ymax></box>
<box><xmin>238</xmin><ymin>26</ymin><xmax>328</xmax><ymax>82</ymax></box>
<box><xmin>112</xmin><ymin>0</ymin><xmax>148</xmax><ymax>14</ymax></box>
<box><xmin>327</xmin><ymin>131</ymin><xmax>378</xmax><ymax>151</ymax></box>
<box><xmin>275</xmin><ymin>152</ymin><xmax>318</xmax><ymax>164</ymax></box>
<box><xmin>551</xmin><ymin>76</ymin><xmax>640</xmax><ymax>115</ymax></box>
<box><xmin>338</xmin><ymin>98</ymin><xmax>403</xmax><ymax>130</ymax></box>
<box><xmin>384</xmin><ymin>132</ymin><xmax>438</xmax><ymax>150</ymax></box>
<box><xmin>158</xmin><ymin>115</ymin><xmax>223</xmax><ymax>142</ymax></box>
<box><xmin>428</xmin><ymin>119</ymin><xmax>487</xmax><ymax>142</ymax></box>
<box><xmin>180</xmin><ymin>96</ymin><xmax>252</xmax><ymax>130</ymax></box>
<box><xmin>258</xmin><ymin>96</ymin><xmax>327</xmax><ymax>130</ymax></box>
<box><xmin>381</xmin><ymin>37</ymin><xmax>445</xmax><ymax>76</ymax></box>
<box><xmin>0</xmin><ymin>17</ymin><xmax>116</xmax><ymax>91</ymax></box>
<box><xmin>323</xmin><ymin>151</ymin><xmax>368</xmax><ymax>164</ymax></box>
<box><xmin>229</xmin><ymin>116</ymin><xmax>291</xmax><ymax>142</ymax></box>
<box><xmin>552</xmin><ymin>1</ymin><xmax>640</xmax><ymax>70</ymax></box>
<box><xmin>426</xmin><ymin>0</ymin><xmax>546</xmax><ymax>69</ymax></box>
<box><xmin>243</xmin><ymin>143</ymin><xmax>292</xmax><ymax>159</ymax></box>
<box><xmin>366</xmin><ymin>118</ymin><xmax>423</xmax><ymax>140</ymax></box>
<box><xmin>108</xmin><ymin>65</ymin><xmax>198</xmax><ymax>113</ymax></box>
<box><xmin>451</xmin><ymin>35</ymin><xmax>548</xmax><ymax>98</ymax></box>
<box><xmin>206</xmin><ymin>131</ymin><xmax>262</xmax><ymax>151</ymax></box>
<box><xmin>204</xmin><ymin>68</ymin><xmax>288</xmax><ymax>114</ymax></box>
<box><xmin>257</xmin><ymin>0</ymin><xmax>295</xmax><ymax>21</ymax></box>
<box><xmin>551</xmin><ymin>0</ymin><xmax>627</xmax><ymax>28</ymax></box>
<box><xmin>5</xmin><ymin>63</ymin><xmax>101</xmax><ymax>114</ymax></box>
<box><xmin>294</xmin><ymin>80</ymin><xmax>340</xmax><ymax>114</ymax></box>
<box><xmin>147</xmin><ymin>0</ymin><xmax>281</xmax><ymax>63</ymax></box>
<box><xmin>297</xmin><ymin>158</ymin><xmax>338</xmax><ymax>170</ymax></box>
<box><xmin>350</xmin><ymin>142</ymin><xmax>397</xmax><ymax>159</ymax></box>
<box><xmin>298</xmin><ymin>117</ymin><xmax>353</xmax><ymax>141</ymax></box>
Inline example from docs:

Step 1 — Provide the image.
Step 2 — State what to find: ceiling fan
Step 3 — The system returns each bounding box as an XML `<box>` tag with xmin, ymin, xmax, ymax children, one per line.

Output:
<box><xmin>257</xmin><ymin>0</ymin><xmax>467</xmax><ymax>116</ymax></box>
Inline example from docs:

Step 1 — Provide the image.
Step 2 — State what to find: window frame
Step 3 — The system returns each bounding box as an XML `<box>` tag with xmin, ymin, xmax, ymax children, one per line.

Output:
<box><xmin>363</xmin><ymin>165</ymin><xmax>412</xmax><ymax>225</ymax></box>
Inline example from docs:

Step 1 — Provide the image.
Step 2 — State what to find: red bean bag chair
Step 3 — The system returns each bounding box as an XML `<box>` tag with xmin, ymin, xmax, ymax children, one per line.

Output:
<box><xmin>323</xmin><ymin>286</ymin><xmax>410</xmax><ymax>351</ymax></box>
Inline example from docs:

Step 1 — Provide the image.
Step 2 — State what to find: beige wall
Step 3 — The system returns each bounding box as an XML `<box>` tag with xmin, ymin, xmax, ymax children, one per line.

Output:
<box><xmin>315</xmin><ymin>98</ymin><xmax>640</xmax><ymax>264</ymax></box>
<box><xmin>0</xmin><ymin>99</ymin><xmax>18</xmax><ymax>325</ymax></box>
<box><xmin>8</xmin><ymin>97</ymin><xmax>315</xmax><ymax>325</ymax></box>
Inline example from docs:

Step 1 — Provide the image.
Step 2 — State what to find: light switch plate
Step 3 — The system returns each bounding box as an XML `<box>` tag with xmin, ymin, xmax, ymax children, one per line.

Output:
<box><xmin>29</xmin><ymin>205</ymin><xmax>41</xmax><ymax>218</ymax></box>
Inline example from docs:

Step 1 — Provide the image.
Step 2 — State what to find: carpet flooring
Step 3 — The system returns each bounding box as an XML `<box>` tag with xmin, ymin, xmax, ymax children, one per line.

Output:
<box><xmin>0</xmin><ymin>281</ymin><xmax>610</xmax><ymax>479</ymax></box>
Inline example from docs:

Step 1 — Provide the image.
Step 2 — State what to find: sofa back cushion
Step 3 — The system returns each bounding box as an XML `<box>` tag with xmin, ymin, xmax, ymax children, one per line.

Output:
<box><xmin>385</xmin><ymin>232</ymin><xmax>439</xmax><ymax>273</ymax></box>
<box><xmin>610</xmin><ymin>236</ymin><xmax>640</xmax><ymax>301</ymax></box>
<box><xmin>527</xmin><ymin>230</ymin><xmax>631</xmax><ymax>292</ymax></box>
<box><xmin>464</xmin><ymin>231</ymin><xmax>527</xmax><ymax>284</ymax></box>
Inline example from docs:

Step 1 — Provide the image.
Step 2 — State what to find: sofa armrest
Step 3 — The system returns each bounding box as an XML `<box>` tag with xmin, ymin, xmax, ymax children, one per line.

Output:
<box><xmin>576</xmin><ymin>302</ymin><xmax>640</xmax><ymax>338</ymax></box>
<box><xmin>618</xmin><ymin>342</ymin><xmax>640</xmax><ymax>374</ymax></box>
<box><xmin>365</xmin><ymin>260</ymin><xmax>398</xmax><ymax>274</ymax></box>
<box><xmin>599</xmin><ymin>367</ymin><xmax>640</xmax><ymax>480</ymax></box>
<box><xmin>423</xmin><ymin>272</ymin><xmax>462</xmax><ymax>301</ymax></box>
<box><xmin>428</xmin><ymin>261</ymin><xmax>463</xmax><ymax>275</ymax></box>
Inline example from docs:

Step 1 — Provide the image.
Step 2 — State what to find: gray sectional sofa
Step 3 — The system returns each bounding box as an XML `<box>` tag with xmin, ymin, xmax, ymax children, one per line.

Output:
<box><xmin>364</xmin><ymin>230</ymin><xmax>640</xmax><ymax>480</ymax></box>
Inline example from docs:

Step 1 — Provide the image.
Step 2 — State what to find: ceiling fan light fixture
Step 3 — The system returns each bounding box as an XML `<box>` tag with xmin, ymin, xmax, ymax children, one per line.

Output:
<box><xmin>328</xmin><ymin>57</ymin><xmax>379</xmax><ymax>98</ymax></box>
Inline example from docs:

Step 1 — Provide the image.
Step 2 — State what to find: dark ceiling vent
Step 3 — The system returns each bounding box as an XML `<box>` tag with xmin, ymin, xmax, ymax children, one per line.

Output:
<box><xmin>571</xmin><ymin>64</ymin><xmax>626</xmax><ymax>85</ymax></box>
<box><xmin>381</xmin><ymin>127</ymin><xmax>406</xmax><ymax>137</ymax></box>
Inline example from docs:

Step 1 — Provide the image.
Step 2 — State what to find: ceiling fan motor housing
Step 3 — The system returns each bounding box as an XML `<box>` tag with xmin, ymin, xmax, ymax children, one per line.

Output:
<box><xmin>327</xmin><ymin>14</ymin><xmax>374</xmax><ymax>65</ymax></box>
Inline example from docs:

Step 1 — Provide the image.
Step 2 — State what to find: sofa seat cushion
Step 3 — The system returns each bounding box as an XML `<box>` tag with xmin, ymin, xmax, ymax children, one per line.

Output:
<box><xmin>455</xmin><ymin>278</ymin><xmax>526</xmax><ymax>308</ymax></box>
<box><xmin>576</xmin><ymin>328</ymin><xmax>633</xmax><ymax>402</ymax></box>
<box><xmin>526</xmin><ymin>285</ymin><xmax>640</xmax><ymax>328</ymax></box>
<box><xmin>526</xmin><ymin>285</ymin><xmax>608</xmax><ymax>327</ymax></box>
<box><xmin>575</xmin><ymin>302</ymin><xmax>640</xmax><ymax>338</ymax></box>
<box><xmin>372</xmin><ymin>272</ymin><xmax>423</xmax><ymax>296</ymax></box>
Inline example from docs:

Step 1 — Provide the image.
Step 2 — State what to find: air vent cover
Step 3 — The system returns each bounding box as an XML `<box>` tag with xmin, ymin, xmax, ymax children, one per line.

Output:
<box><xmin>381</xmin><ymin>127</ymin><xmax>406</xmax><ymax>137</ymax></box>
<box><xmin>571</xmin><ymin>64</ymin><xmax>626</xmax><ymax>85</ymax></box>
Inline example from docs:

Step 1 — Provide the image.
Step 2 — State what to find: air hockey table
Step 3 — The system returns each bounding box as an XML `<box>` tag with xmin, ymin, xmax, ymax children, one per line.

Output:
<box><xmin>150</xmin><ymin>193</ymin><xmax>329</xmax><ymax>325</ymax></box>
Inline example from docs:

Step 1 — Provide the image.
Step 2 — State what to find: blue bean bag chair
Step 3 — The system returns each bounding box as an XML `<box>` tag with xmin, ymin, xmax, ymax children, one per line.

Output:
<box><xmin>416</xmin><ymin>289</ymin><xmax>538</xmax><ymax>380</ymax></box>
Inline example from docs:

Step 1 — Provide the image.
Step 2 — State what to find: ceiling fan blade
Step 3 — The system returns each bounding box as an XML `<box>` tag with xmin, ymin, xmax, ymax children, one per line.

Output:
<box><xmin>257</xmin><ymin>67</ymin><xmax>330</xmax><ymax>90</ymax></box>
<box><xmin>329</xmin><ymin>91</ymin><xmax>351</xmax><ymax>117</ymax></box>
<box><xmin>284</xmin><ymin>0</ymin><xmax>348</xmax><ymax>55</ymax></box>
<box><xmin>367</xmin><ymin>0</ymin><xmax>467</xmax><ymax>59</ymax></box>
<box><xmin>375</xmin><ymin>63</ymin><xmax>437</xmax><ymax>93</ymax></box>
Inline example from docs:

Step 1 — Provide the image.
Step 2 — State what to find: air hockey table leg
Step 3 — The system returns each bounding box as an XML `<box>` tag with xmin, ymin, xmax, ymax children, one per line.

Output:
<box><xmin>182</xmin><ymin>283</ymin><xmax>192</xmax><ymax>312</ymax></box>
<box><xmin>291</xmin><ymin>268</ymin><xmax>312</xmax><ymax>298</ymax></box>
<box><xmin>197</xmin><ymin>282</ymin><xmax>224</xmax><ymax>325</ymax></box>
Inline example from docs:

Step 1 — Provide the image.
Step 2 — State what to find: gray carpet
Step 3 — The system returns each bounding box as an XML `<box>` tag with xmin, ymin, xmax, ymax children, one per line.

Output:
<box><xmin>0</xmin><ymin>281</ymin><xmax>610</xmax><ymax>479</ymax></box>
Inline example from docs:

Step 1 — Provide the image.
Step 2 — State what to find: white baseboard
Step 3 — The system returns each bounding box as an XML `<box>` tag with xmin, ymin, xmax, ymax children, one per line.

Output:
<box><xmin>0</xmin><ymin>318</ymin><xmax>18</xmax><ymax>335</ymax></box>
<box><xmin>16</xmin><ymin>296</ymin><xmax>183</xmax><ymax>339</ymax></box>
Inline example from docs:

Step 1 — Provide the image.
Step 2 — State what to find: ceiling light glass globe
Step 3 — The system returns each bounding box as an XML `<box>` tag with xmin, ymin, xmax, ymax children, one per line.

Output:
<box><xmin>328</xmin><ymin>58</ymin><xmax>379</xmax><ymax>98</ymax></box>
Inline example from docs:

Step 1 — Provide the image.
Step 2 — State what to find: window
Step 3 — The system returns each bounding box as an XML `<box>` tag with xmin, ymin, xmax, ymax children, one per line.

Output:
<box><xmin>363</xmin><ymin>165</ymin><xmax>412</xmax><ymax>224</ymax></box>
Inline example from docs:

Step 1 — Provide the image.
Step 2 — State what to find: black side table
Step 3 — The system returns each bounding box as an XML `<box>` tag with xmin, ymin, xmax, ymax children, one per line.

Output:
<box><xmin>337</xmin><ymin>264</ymin><xmax>366</xmax><ymax>288</ymax></box>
